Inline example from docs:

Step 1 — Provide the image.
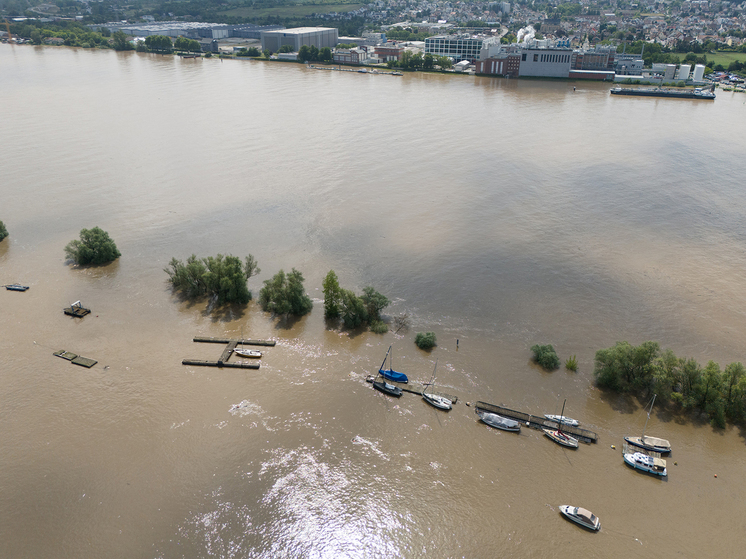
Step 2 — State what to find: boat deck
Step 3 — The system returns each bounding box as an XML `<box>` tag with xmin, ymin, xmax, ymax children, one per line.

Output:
<box><xmin>475</xmin><ymin>401</ymin><xmax>598</xmax><ymax>444</ymax></box>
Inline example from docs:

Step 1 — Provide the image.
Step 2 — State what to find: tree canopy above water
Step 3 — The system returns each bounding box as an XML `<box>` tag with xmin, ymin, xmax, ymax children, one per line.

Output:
<box><xmin>64</xmin><ymin>226</ymin><xmax>121</xmax><ymax>265</ymax></box>
<box><xmin>165</xmin><ymin>254</ymin><xmax>260</xmax><ymax>305</ymax></box>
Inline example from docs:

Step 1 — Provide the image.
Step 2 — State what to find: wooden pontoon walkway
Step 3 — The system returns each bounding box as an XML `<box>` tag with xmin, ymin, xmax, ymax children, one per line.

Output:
<box><xmin>475</xmin><ymin>401</ymin><xmax>598</xmax><ymax>444</ymax></box>
<box><xmin>53</xmin><ymin>350</ymin><xmax>98</xmax><ymax>368</ymax></box>
<box><xmin>182</xmin><ymin>337</ymin><xmax>276</xmax><ymax>370</ymax></box>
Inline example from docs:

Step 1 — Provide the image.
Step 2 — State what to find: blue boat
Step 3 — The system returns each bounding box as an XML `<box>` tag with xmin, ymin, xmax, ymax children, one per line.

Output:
<box><xmin>378</xmin><ymin>345</ymin><xmax>408</xmax><ymax>383</ymax></box>
<box><xmin>5</xmin><ymin>284</ymin><xmax>29</xmax><ymax>291</ymax></box>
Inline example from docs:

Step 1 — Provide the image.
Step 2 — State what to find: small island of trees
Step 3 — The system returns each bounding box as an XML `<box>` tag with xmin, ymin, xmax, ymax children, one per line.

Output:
<box><xmin>259</xmin><ymin>268</ymin><xmax>313</xmax><ymax>317</ymax></box>
<box><xmin>165</xmin><ymin>254</ymin><xmax>260</xmax><ymax>305</ymax></box>
<box><xmin>64</xmin><ymin>227</ymin><xmax>121</xmax><ymax>265</ymax></box>
<box><xmin>322</xmin><ymin>270</ymin><xmax>390</xmax><ymax>333</ymax></box>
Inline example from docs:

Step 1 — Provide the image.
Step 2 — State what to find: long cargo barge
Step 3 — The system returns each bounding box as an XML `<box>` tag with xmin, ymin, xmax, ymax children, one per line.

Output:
<box><xmin>610</xmin><ymin>86</ymin><xmax>715</xmax><ymax>100</ymax></box>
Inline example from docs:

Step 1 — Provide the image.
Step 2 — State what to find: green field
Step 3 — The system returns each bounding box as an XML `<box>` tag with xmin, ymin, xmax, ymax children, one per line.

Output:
<box><xmin>698</xmin><ymin>51</ymin><xmax>746</xmax><ymax>68</ymax></box>
<box><xmin>221</xmin><ymin>3</ymin><xmax>365</xmax><ymax>19</ymax></box>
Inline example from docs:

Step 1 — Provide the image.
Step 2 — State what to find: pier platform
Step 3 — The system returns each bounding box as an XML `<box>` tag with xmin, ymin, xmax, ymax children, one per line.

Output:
<box><xmin>54</xmin><ymin>350</ymin><xmax>97</xmax><ymax>368</ymax></box>
<box><xmin>475</xmin><ymin>401</ymin><xmax>598</xmax><ymax>444</ymax></box>
<box><xmin>183</xmin><ymin>337</ymin><xmax>274</xmax><ymax>370</ymax></box>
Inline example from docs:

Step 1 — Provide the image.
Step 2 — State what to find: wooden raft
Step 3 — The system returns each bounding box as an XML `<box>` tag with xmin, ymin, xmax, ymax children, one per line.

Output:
<box><xmin>53</xmin><ymin>350</ymin><xmax>98</xmax><ymax>368</ymax></box>
<box><xmin>64</xmin><ymin>301</ymin><xmax>91</xmax><ymax>317</ymax></box>
<box><xmin>475</xmin><ymin>401</ymin><xmax>598</xmax><ymax>444</ymax></box>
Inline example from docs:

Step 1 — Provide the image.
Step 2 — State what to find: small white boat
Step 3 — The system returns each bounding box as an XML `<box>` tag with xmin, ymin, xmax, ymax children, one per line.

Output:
<box><xmin>543</xmin><ymin>428</ymin><xmax>579</xmax><ymax>448</ymax></box>
<box><xmin>233</xmin><ymin>348</ymin><xmax>262</xmax><ymax>358</ymax></box>
<box><xmin>623</xmin><ymin>451</ymin><xmax>667</xmax><ymax>477</ymax></box>
<box><xmin>544</xmin><ymin>414</ymin><xmax>579</xmax><ymax>427</ymax></box>
<box><xmin>559</xmin><ymin>505</ymin><xmax>600</xmax><ymax>531</ymax></box>
<box><xmin>422</xmin><ymin>359</ymin><xmax>452</xmax><ymax>411</ymax></box>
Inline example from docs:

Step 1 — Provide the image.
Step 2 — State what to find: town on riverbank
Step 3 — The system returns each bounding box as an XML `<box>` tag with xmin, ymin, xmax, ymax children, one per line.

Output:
<box><xmin>2</xmin><ymin>1</ymin><xmax>745</xmax><ymax>89</ymax></box>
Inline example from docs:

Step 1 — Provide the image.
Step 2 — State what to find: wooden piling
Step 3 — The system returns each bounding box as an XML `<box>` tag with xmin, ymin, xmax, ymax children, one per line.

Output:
<box><xmin>193</xmin><ymin>337</ymin><xmax>275</xmax><ymax>346</ymax></box>
<box><xmin>182</xmin><ymin>359</ymin><xmax>260</xmax><ymax>370</ymax></box>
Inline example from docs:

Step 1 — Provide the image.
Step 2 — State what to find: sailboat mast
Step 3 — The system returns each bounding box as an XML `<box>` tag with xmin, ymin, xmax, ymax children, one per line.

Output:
<box><xmin>559</xmin><ymin>399</ymin><xmax>567</xmax><ymax>434</ymax></box>
<box><xmin>641</xmin><ymin>394</ymin><xmax>656</xmax><ymax>440</ymax></box>
<box><xmin>379</xmin><ymin>345</ymin><xmax>392</xmax><ymax>371</ymax></box>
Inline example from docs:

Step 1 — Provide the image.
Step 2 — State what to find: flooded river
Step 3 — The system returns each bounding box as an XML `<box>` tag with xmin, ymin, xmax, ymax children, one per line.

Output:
<box><xmin>1</xmin><ymin>45</ymin><xmax>746</xmax><ymax>558</ymax></box>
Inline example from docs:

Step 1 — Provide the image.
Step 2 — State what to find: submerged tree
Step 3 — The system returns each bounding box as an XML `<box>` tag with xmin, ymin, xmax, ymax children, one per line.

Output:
<box><xmin>531</xmin><ymin>344</ymin><xmax>560</xmax><ymax>371</ymax></box>
<box><xmin>415</xmin><ymin>332</ymin><xmax>437</xmax><ymax>350</ymax></box>
<box><xmin>259</xmin><ymin>268</ymin><xmax>312</xmax><ymax>317</ymax></box>
<box><xmin>64</xmin><ymin>226</ymin><xmax>121</xmax><ymax>265</ymax></box>
<box><xmin>0</xmin><ymin>220</ymin><xmax>8</xmax><ymax>242</ymax></box>
<box><xmin>165</xmin><ymin>254</ymin><xmax>260</xmax><ymax>305</ymax></box>
<box><xmin>321</xmin><ymin>270</ymin><xmax>390</xmax><ymax>332</ymax></box>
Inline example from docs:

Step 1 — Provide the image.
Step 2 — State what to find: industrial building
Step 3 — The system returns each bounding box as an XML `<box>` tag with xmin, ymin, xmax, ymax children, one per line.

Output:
<box><xmin>260</xmin><ymin>27</ymin><xmax>338</xmax><ymax>53</ymax></box>
<box><xmin>425</xmin><ymin>35</ymin><xmax>484</xmax><ymax>63</ymax></box>
<box><xmin>93</xmin><ymin>22</ymin><xmax>283</xmax><ymax>40</ymax></box>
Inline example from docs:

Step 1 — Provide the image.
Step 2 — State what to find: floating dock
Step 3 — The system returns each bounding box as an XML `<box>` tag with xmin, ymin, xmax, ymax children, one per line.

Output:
<box><xmin>182</xmin><ymin>337</ymin><xmax>275</xmax><ymax>370</ymax></box>
<box><xmin>64</xmin><ymin>301</ymin><xmax>90</xmax><ymax>317</ymax></box>
<box><xmin>53</xmin><ymin>350</ymin><xmax>98</xmax><ymax>368</ymax></box>
<box><xmin>475</xmin><ymin>401</ymin><xmax>598</xmax><ymax>444</ymax></box>
<box><xmin>365</xmin><ymin>376</ymin><xmax>458</xmax><ymax>404</ymax></box>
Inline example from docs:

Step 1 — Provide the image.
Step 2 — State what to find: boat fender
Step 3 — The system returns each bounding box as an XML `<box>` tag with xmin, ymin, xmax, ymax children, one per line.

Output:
<box><xmin>466</xmin><ymin>402</ymin><xmax>471</xmax><ymax>407</ymax></box>
<box><xmin>611</xmin><ymin>445</ymin><xmax>616</xmax><ymax>450</ymax></box>
<box><xmin>674</xmin><ymin>462</ymin><xmax>677</xmax><ymax>466</ymax></box>
<box><xmin>714</xmin><ymin>474</ymin><xmax>717</xmax><ymax>478</ymax></box>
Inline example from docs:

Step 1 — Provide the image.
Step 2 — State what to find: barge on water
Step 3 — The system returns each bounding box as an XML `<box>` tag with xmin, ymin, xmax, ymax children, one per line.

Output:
<box><xmin>610</xmin><ymin>85</ymin><xmax>715</xmax><ymax>100</ymax></box>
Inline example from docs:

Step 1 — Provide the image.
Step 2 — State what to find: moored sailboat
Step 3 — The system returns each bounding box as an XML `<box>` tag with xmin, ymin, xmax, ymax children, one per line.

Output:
<box><xmin>624</xmin><ymin>394</ymin><xmax>671</xmax><ymax>454</ymax></box>
<box><xmin>422</xmin><ymin>360</ymin><xmax>452</xmax><ymax>411</ymax></box>
<box><xmin>378</xmin><ymin>345</ymin><xmax>408</xmax><ymax>383</ymax></box>
<box><xmin>543</xmin><ymin>399</ymin><xmax>579</xmax><ymax>448</ymax></box>
<box><xmin>477</xmin><ymin>410</ymin><xmax>521</xmax><ymax>432</ymax></box>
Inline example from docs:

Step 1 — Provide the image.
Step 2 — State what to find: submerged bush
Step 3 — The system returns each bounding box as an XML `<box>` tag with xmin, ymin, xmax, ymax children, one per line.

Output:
<box><xmin>415</xmin><ymin>332</ymin><xmax>437</xmax><ymax>350</ymax></box>
<box><xmin>64</xmin><ymin>226</ymin><xmax>120</xmax><ymax>265</ymax></box>
<box><xmin>0</xmin><ymin>220</ymin><xmax>8</xmax><ymax>241</ymax></box>
<box><xmin>565</xmin><ymin>355</ymin><xmax>578</xmax><ymax>371</ymax></box>
<box><xmin>531</xmin><ymin>344</ymin><xmax>560</xmax><ymax>370</ymax></box>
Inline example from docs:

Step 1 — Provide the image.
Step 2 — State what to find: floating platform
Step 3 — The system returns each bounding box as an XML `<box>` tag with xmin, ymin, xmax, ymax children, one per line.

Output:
<box><xmin>365</xmin><ymin>375</ymin><xmax>458</xmax><ymax>404</ymax></box>
<box><xmin>64</xmin><ymin>301</ymin><xmax>90</xmax><ymax>317</ymax></box>
<box><xmin>193</xmin><ymin>337</ymin><xmax>275</xmax><ymax>346</ymax></box>
<box><xmin>4</xmin><ymin>284</ymin><xmax>29</xmax><ymax>291</ymax></box>
<box><xmin>53</xmin><ymin>350</ymin><xmax>98</xmax><ymax>368</ymax></box>
<box><xmin>475</xmin><ymin>401</ymin><xmax>598</xmax><ymax>444</ymax></box>
<box><xmin>183</xmin><ymin>337</ymin><xmax>274</xmax><ymax>370</ymax></box>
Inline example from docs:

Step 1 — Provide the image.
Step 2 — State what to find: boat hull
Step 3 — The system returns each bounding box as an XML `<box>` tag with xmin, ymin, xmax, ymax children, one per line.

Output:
<box><xmin>543</xmin><ymin>428</ymin><xmax>579</xmax><ymax>448</ymax></box>
<box><xmin>610</xmin><ymin>86</ymin><xmax>715</xmax><ymax>100</ymax></box>
<box><xmin>380</xmin><ymin>368</ymin><xmax>408</xmax><ymax>383</ymax></box>
<box><xmin>5</xmin><ymin>284</ymin><xmax>29</xmax><ymax>291</ymax></box>
<box><xmin>559</xmin><ymin>505</ymin><xmax>600</xmax><ymax>531</ymax></box>
<box><xmin>478</xmin><ymin>411</ymin><xmax>520</xmax><ymax>432</ymax></box>
<box><xmin>624</xmin><ymin>436</ymin><xmax>671</xmax><ymax>454</ymax></box>
<box><xmin>373</xmin><ymin>380</ymin><xmax>402</xmax><ymax>397</ymax></box>
<box><xmin>234</xmin><ymin>349</ymin><xmax>262</xmax><ymax>358</ymax></box>
<box><xmin>623</xmin><ymin>452</ymin><xmax>667</xmax><ymax>477</ymax></box>
<box><xmin>423</xmin><ymin>393</ymin><xmax>452</xmax><ymax>410</ymax></box>
<box><xmin>544</xmin><ymin>414</ymin><xmax>579</xmax><ymax>427</ymax></box>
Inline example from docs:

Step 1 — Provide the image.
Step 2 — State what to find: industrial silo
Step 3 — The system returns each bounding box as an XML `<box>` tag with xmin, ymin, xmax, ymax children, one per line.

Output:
<box><xmin>693</xmin><ymin>64</ymin><xmax>705</xmax><ymax>82</ymax></box>
<box><xmin>677</xmin><ymin>64</ymin><xmax>691</xmax><ymax>81</ymax></box>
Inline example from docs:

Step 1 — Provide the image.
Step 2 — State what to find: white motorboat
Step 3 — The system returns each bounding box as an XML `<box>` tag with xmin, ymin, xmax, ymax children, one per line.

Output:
<box><xmin>624</xmin><ymin>451</ymin><xmax>667</xmax><ymax>477</ymax></box>
<box><xmin>559</xmin><ymin>505</ymin><xmax>600</xmax><ymax>531</ymax></box>
<box><xmin>544</xmin><ymin>414</ymin><xmax>579</xmax><ymax>427</ymax></box>
<box><xmin>233</xmin><ymin>348</ymin><xmax>262</xmax><ymax>358</ymax></box>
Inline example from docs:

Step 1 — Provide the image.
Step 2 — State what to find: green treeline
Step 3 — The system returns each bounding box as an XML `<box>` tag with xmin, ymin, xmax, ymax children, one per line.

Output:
<box><xmin>297</xmin><ymin>45</ymin><xmax>332</xmax><ymax>63</ymax></box>
<box><xmin>165</xmin><ymin>254</ymin><xmax>260</xmax><ymax>305</ymax></box>
<box><xmin>322</xmin><ymin>270</ymin><xmax>390</xmax><ymax>332</ymax></box>
<box><xmin>595</xmin><ymin>341</ymin><xmax>746</xmax><ymax>428</ymax></box>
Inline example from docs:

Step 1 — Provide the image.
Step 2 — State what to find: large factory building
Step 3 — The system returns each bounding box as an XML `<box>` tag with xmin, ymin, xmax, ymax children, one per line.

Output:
<box><xmin>260</xmin><ymin>27</ymin><xmax>338</xmax><ymax>53</ymax></box>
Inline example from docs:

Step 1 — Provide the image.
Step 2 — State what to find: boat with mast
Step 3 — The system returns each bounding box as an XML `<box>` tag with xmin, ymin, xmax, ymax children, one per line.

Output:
<box><xmin>624</xmin><ymin>394</ymin><xmax>671</xmax><ymax>454</ymax></box>
<box><xmin>543</xmin><ymin>399</ymin><xmax>579</xmax><ymax>448</ymax></box>
<box><xmin>372</xmin><ymin>369</ymin><xmax>403</xmax><ymax>398</ymax></box>
<box><xmin>378</xmin><ymin>345</ymin><xmax>408</xmax><ymax>383</ymax></box>
<box><xmin>233</xmin><ymin>331</ymin><xmax>262</xmax><ymax>359</ymax></box>
<box><xmin>421</xmin><ymin>360</ymin><xmax>452</xmax><ymax>410</ymax></box>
